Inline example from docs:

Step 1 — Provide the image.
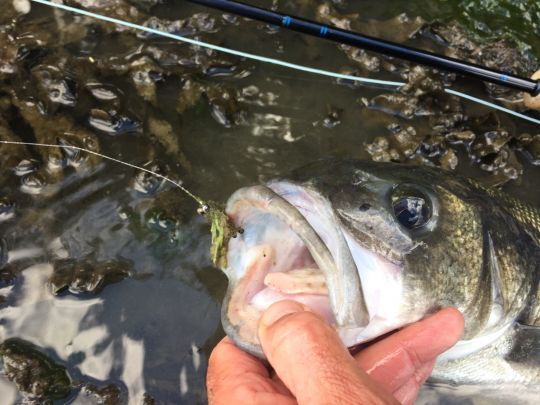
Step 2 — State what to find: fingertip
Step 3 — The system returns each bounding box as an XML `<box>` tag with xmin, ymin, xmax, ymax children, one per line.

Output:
<box><xmin>424</xmin><ymin>307</ymin><xmax>465</xmax><ymax>347</ymax></box>
<box><xmin>441</xmin><ymin>307</ymin><xmax>465</xmax><ymax>330</ymax></box>
<box><xmin>259</xmin><ymin>300</ymin><xmax>307</xmax><ymax>329</ymax></box>
<box><xmin>208</xmin><ymin>337</ymin><xmax>235</xmax><ymax>367</ymax></box>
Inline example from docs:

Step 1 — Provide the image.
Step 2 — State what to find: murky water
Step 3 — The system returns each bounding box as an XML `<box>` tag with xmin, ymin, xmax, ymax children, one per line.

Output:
<box><xmin>0</xmin><ymin>0</ymin><xmax>539</xmax><ymax>403</ymax></box>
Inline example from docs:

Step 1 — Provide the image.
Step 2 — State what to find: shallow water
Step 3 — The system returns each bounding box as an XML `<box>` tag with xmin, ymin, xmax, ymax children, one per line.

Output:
<box><xmin>0</xmin><ymin>0</ymin><xmax>539</xmax><ymax>403</ymax></box>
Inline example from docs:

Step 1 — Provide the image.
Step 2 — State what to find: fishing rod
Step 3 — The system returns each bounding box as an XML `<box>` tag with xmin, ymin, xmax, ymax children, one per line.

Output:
<box><xmin>188</xmin><ymin>0</ymin><xmax>540</xmax><ymax>96</ymax></box>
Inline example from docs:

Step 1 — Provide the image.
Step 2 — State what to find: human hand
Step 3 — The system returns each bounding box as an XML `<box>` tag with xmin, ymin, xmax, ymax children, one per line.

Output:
<box><xmin>207</xmin><ymin>301</ymin><xmax>464</xmax><ymax>405</ymax></box>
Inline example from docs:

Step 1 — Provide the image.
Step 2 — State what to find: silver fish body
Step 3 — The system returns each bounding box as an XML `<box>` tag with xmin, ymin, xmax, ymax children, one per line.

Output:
<box><xmin>220</xmin><ymin>159</ymin><xmax>539</xmax><ymax>389</ymax></box>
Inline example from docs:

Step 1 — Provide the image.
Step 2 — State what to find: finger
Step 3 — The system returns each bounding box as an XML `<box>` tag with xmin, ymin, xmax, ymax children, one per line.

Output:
<box><xmin>392</xmin><ymin>359</ymin><xmax>435</xmax><ymax>405</ymax></box>
<box><xmin>208</xmin><ymin>337</ymin><xmax>269</xmax><ymax>385</ymax></box>
<box><xmin>207</xmin><ymin>337</ymin><xmax>294</xmax><ymax>405</ymax></box>
<box><xmin>355</xmin><ymin>308</ymin><xmax>464</xmax><ymax>394</ymax></box>
<box><xmin>258</xmin><ymin>300</ymin><xmax>399</xmax><ymax>405</ymax></box>
<box><xmin>270</xmin><ymin>371</ymin><xmax>293</xmax><ymax>397</ymax></box>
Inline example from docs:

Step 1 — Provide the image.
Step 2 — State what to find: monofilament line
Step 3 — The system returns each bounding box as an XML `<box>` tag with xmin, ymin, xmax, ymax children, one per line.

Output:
<box><xmin>30</xmin><ymin>0</ymin><xmax>404</xmax><ymax>87</ymax></box>
<box><xmin>0</xmin><ymin>140</ymin><xmax>205</xmax><ymax>206</ymax></box>
<box><xmin>30</xmin><ymin>0</ymin><xmax>540</xmax><ymax>126</ymax></box>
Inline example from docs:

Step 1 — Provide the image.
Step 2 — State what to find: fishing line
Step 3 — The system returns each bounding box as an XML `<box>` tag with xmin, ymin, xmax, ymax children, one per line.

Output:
<box><xmin>30</xmin><ymin>0</ymin><xmax>404</xmax><ymax>88</ymax></box>
<box><xmin>0</xmin><ymin>140</ymin><xmax>206</xmax><ymax>206</ymax></box>
<box><xmin>444</xmin><ymin>89</ymin><xmax>540</xmax><ymax>125</ymax></box>
<box><xmin>28</xmin><ymin>0</ymin><xmax>540</xmax><ymax>126</ymax></box>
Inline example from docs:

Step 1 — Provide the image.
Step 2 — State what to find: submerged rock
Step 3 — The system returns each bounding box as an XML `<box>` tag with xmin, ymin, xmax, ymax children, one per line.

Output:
<box><xmin>49</xmin><ymin>258</ymin><xmax>131</xmax><ymax>296</ymax></box>
<box><xmin>0</xmin><ymin>338</ymin><xmax>72</xmax><ymax>402</ymax></box>
<box><xmin>0</xmin><ymin>238</ymin><xmax>8</xmax><ymax>269</ymax></box>
<box><xmin>133</xmin><ymin>160</ymin><xmax>168</xmax><ymax>195</ymax></box>
<box><xmin>205</xmin><ymin>85</ymin><xmax>245</xmax><ymax>128</ymax></box>
<box><xmin>32</xmin><ymin>65</ymin><xmax>78</xmax><ymax>110</ymax></box>
<box><xmin>79</xmin><ymin>383</ymin><xmax>126</xmax><ymax>404</ymax></box>
<box><xmin>0</xmin><ymin>198</ymin><xmax>16</xmax><ymax>223</ymax></box>
<box><xmin>517</xmin><ymin>133</ymin><xmax>540</xmax><ymax>165</ymax></box>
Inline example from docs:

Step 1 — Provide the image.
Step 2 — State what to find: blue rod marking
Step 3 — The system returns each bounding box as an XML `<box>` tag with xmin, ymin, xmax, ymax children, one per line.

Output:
<box><xmin>319</xmin><ymin>26</ymin><xmax>329</xmax><ymax>37</ymax></box>
<box><xmin>282</xmin><ymin>16</ymin><xmax>291</xmax><ymax>27</ymax></box>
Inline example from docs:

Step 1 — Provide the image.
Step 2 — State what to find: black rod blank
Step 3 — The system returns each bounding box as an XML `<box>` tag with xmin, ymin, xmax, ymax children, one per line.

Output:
<box><xmin>188</xmin><ymin>0</ymin><xmax>540</xmax><ymax>96</ymax></box>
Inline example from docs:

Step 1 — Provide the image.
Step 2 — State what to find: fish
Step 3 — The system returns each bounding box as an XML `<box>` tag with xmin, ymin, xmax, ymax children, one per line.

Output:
<box><xmin>218</xmin><ymin>159</ymin><xmax>539</xmax><ymax>388</ymax></box>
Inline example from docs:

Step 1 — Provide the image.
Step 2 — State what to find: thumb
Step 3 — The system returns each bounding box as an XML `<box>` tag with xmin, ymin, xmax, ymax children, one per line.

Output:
<box><xmin>258</xmin><ymin>300</ymin><xmax>398</xmax><ymax>405</ymax></box>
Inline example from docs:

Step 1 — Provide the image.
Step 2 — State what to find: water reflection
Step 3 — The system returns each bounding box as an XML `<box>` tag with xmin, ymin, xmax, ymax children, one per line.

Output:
<box><xmin>0</xmin><ymin>263</ymin><xmax>220</xmax><ymax>403</ymax></box>
<box><xmin>1</xmin><ymin>0</ymin><xmax>539</xmax><ymax>403</ymax></box>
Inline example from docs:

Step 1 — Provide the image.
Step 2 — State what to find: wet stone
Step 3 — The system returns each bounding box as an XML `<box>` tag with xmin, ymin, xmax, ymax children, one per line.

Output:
<box><xmin>473</xmin><ymin>39</ymin><xmax>534</xmax><ymax>77</ymax></box>
<box><xmin>148</xmin><ymin>117</ymin><xmax>179</xmax><ymax>155</ymax></box>
<box><xmin>32</xmin><ymin>65</ymin><xmax>77</xmax><ymax>110</ymax></box>
<box><xmin>129</xmin><ymin>56</ymin><xmax>164</xmax><ymax>104</ymax></box>
<box><xmin>133</xmin><ymin>161</ymin><xmax>168</xmax><ymax>195</ymax></box>
<box><xmin>420</xmin><ymin>134</ymin><xmax>446</xmax><ymax>158</ymax></box>
<box><xmin>12</xmin><ymin>100</ymin><xmax>100</xmax><ymax>174</ymax></box>
<box><xmin>89</xmin><ymin>109</ymin><xmax>141</xmax><ymax>135</ymax></box>
<box><xmin>414</xmin><ymin>21</ymin><xmax>477</xmax><ymax>56</ymax></box>
<box><xmin>177</xmin><ymin>79</ymin><xmax>204</xmax><ymax>114</ymax></box>
<box><xmin>13</xmin><ymin>159</ymin><xmax>39</xmax><ymax>176</ymax></box>
<box><xmin>343</xmin><ymin>47</ymin><xmax>381</xmax><ymax>72</ymax></box>
<box><xmin>401</xmin><ymin>66</ymin><xmax>445</xmax><ymax>96</ymax></box>
<box><xmin>393</xmin><ymin>126</ymin><xmax>421</xmax><ymax>158</ymax></box>
<box><xmin>445</xmin><ymin>130</ymin><xmax>476</xmax><ymax>145</ymax></box>
<box><xmin>322</xmin><ymin>106</ymin><xmax>343</xmax><ymax>129</ymax></box>
<box><xmin>57</xmin><ymin>138</ymin><xmax>84</xmax><ymax>168</ymax></box>
<box><xmin>15</xmin><ymin>45</ymin><xmax>48</xmax><ymax>70</ymax></box>
<box><xmin>439</xmin><ymin>149</ymin><xmax>459</xmax><ymax>170</ymax></box>
<box><xmin>521</xmin><ymin>135</ymin><xmax>540</xmax><ymax>165</ymax></box>
<box><xmin>204</xmin><ymin>63</ymin><xmax>249</xmax><ymax>79</ymax></box>
<box><xmin>365</xmin><ymin>93</ymin><xmax>417</xmax><ymax>119</ymax></box>
<box><xmin>79</xmin><ymin>383</ymin><xmax>126</xmax><ymax>405</ymax></box>
<box><xmin>0</xmin><ymin>338</ymin><xmax>72</xmax><ymax>402</ymax></box>
<box><xmin>143</xmin><ymin>392</ymin><xmax>157</xmax><ymax>404</ymax></box>
<box><xmin>0</xmin><ymin>238</ymin><xmax>8</xmax><ymax>268</ymax></box>
<box><xmin>49</xmin><ymin>259</ymin><xmax>131</xmax><ymax>296</ymax></box>
<box><xmin>86</xmin><ymin>82</ymin><xmax>121</xmax><ymax>103</ymax></box>
<box><xmin>471</xmin><ymin>130</ymin><xmax>510</xmax><ymax>157</ymax></box>
<box><xmin>430</xmin><ymin>111</ymin><xmax>467</xmax><ymax>130</ymax></box>
<box><xmin>205</xmin><ymin>86</ymin><xmax>244</xmax><ymax>128</ymax></box>
<box><xmin>21</xmin><ymin>173</ymin><xmax>46</xmax><ymax>195</ymax></box>
<box><xmin>365</xmin><ymin>136</ymin><xmax>401</xmax><ymax>162</ymax></box>
<box><xmin>0</xmin><ymin>198</ymin><xmax>16</xmax><ymax>223</ymax></box>
<box><xmin>127</xmin><ymin>0</ymin><xmax>160</xmax><ymax>12</ymax></box>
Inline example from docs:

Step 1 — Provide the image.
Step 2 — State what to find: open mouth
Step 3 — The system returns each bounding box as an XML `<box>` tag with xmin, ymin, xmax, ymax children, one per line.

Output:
<box><xmin>223</xmin><ymin>182</ymin><xmax>403</xmax><ymax>356</ymax></box>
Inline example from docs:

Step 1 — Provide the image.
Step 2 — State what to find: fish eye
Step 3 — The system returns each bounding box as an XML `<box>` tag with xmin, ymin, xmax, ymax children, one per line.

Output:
<box><xmin>391</xmin><ymin>186</ymin><xmax>432</xmax><ymax>230</ymax></box>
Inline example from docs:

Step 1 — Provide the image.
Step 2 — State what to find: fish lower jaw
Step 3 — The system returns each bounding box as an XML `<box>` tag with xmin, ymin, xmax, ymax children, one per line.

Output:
<box><xmin>224</xmin><ymin>241</ymin><xmax>409</xmax><ymax>351</ymax></box>
<box><xmin>224</xmin><ymin>243</ymin><xmax>338</xmax><ymax>350</ymax></box>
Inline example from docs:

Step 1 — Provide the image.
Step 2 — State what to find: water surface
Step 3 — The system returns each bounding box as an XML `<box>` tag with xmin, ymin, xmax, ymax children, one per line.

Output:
<box><xmin>0</xmin><ymin>0</ymin><xmax>539</xmax><ymax>403</ymax></box>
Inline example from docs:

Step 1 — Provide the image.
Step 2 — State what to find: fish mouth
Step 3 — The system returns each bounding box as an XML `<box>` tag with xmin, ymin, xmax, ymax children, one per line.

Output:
<box><xmin>223</xmin><ymin>182</ymin><xmax>404</xmax><ymax>357</ymax></box>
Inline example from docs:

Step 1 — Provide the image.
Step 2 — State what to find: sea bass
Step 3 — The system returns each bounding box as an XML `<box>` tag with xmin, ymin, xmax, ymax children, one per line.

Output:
<box><xmin>219</xmin><ymin>159</ymin><xmax>539</xmax><ymax>387</ymax></box>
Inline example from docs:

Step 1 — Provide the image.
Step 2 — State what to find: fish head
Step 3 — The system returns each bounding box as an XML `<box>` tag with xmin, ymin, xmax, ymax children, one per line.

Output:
<box><xmin>221</xmin><ymin>159</ymin><xmax>514</xmax><ymax>357</ymax></box>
